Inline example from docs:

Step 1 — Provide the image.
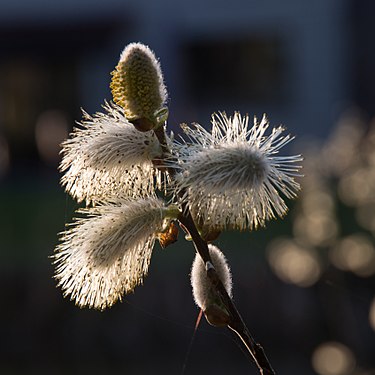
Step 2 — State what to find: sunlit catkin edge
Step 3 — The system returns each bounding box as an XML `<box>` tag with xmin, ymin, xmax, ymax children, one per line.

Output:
<box><xmin>53</xmin><ymin>197</ymin><xmax>178</xmax><ymax>310</ymax></box>
<box><xmin>191</xmin><ymin>244</ymin><xmax>233</xmax><ymax>310</ymax></box>
<box><xmin>60</xmin><ymin>102</ymin><xmax>167</xmax><ymax>205</ymax></box>
<box><xmin>170</xmin><ymin>112</ymin><xmax>302</xmax><ymax>231</ymax></box>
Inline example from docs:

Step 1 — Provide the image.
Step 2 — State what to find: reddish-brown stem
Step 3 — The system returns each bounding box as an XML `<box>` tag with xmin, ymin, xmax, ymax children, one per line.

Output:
<box><xmin>153</xmin><ymin>124</ymin><xmax>275</xmax><ymax>375</ymax></box>
<box><xmin>178</xmin><ymin>213</ymin><xmax>275</xmax><ymax>375</ymax></box>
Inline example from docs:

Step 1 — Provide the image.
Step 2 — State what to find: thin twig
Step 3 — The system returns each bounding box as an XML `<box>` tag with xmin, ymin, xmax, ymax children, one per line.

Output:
<box><xmin>153</xmin><ymin>124</ymin><xmax>275</xmax><ymax>375</ymax></box>
<box><xmin>178</xmin><ymin>214</ymin><xmax>275</xmax><ymax>375</ymax></box>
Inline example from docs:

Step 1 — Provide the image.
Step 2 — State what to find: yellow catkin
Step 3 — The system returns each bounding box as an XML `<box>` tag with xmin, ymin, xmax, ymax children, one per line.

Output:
<box><xmin>110</xmin><ymin>43</ymin><xmax>167</xmax><ymax>125</ymax></box>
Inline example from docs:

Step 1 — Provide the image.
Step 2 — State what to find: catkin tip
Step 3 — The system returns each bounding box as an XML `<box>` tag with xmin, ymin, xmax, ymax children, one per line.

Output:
<box><xmin>110</xmin><ymin>42</ymin><xmax>168</xmax><ymax>129</ymax></box>
<box><xmin>190</xmin><ymin>244</ymin><xmax>233</xmax><ymax>312</ymax></box>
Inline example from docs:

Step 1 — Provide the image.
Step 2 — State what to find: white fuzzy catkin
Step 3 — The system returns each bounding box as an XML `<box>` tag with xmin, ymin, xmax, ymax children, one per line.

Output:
<box><xmin>60</xmin><ymin>102</ymin><xmax>163</xmax><ymax>204</ymax></box>
<box><xmin>173</xmin><ymin>112</ymin><xmax>302</xmax><ymax>230</ymax></box>
<box><xmin>191</xmin><ymin>244</ymin><xmax>232</xmax><ymax>310</ymax></box>
<box><xmin>53</xmin><ymin>197</ymin><xmax>168</xmax><ymax>310</ymax></box>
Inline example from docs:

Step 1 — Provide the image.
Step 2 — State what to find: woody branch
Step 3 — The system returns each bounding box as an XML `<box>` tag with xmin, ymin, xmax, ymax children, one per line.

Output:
<box><xmin>153</xmin><ymin>125</ymin><xmax>275</xmax><ymax>375</ymax></box>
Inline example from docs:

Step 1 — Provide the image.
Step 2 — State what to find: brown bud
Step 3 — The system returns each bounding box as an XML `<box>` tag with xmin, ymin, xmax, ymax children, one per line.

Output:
<box><xmin>131</xmin><ymin>118</ymin><xmax>155</xmax><ymax>132</ymax></box>
<box><xmin>157</xmin><ymin>221</ymin><xmax>179</xmax><ymax>249</ymax></box>
<box><xmin>204</xmin><ymin>304</ymin><xmax>231</xmax><ymax>327</ymax></box>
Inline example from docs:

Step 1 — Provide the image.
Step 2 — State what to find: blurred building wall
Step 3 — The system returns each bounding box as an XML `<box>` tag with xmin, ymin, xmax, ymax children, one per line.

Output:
<box><xmin>0</xmin><ymin>0</ymin><xmax>358</xmax><ymax>165</ymax></box>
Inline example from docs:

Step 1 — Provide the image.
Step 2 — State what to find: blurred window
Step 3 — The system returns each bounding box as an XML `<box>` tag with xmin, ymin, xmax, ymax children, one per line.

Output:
<box><xmin>184</xmin><ymin>36</ymin><xmax>285</xmax><ymax>106</ymax></box>
<box><xmin>0</xmin><ymin>21</ymin><xmax>115</xmax><ymax>165</ymax></box>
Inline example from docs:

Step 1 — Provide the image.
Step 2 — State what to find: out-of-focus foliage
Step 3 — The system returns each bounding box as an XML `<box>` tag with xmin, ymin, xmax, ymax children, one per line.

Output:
<box><xmin>267</xmin><ymin>111</ymin><xmax>375</xmax><ymax>375</ymax></box>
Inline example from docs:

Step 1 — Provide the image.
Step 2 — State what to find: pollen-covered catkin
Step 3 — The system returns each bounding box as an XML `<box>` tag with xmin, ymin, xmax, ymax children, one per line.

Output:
<box><xmin>60</xmin><ymin>102</ymin><xmax>163</xmax><ymax>204</ymax></box>
<box><xmin>53</xmin><ymin>197</ymin><xmax>174</xmax><ymax>310</ymax></box>
<box><xmin>173</xmin><ymin>112</ymin><xmax>302</xmax><ymax>230</ymax></box>
<box><xmin>110</xmin><ymin>43</ymin><xmax>167</xmax><ymax>129</ymax></box>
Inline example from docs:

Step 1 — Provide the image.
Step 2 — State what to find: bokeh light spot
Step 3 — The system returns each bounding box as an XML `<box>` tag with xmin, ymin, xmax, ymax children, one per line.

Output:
<box><xmin>35</xmin><ymin>110</ymin><xmax>69</xmax><ymax>166</ymax></box>
<box><xmin>312</xmin><ymin>341</ymin><xmax>355</xmax><ymax>375</ymax></box>
<box><xmin>294</xmin><ymin>212</ymin><xmax>338</xmax><ymax>247</ymax></box>
<box><xmin>338</xmin><ymin>167</ymin><xmax>375</xmax><ymax>207</ymax></box>
<box><xmin>267</xmin><ymin>238</ymin><xmax>321</xmax><ymax>287</ymax></box>
<box><xmin>330</xmin><ymin>234</ymin><xmax>375</xmax><ymax>277</ymax></box>
<box><xmin>369</xmin><ymin>297</ymin><xmax>375</xmax><ymax>332</ymax></box>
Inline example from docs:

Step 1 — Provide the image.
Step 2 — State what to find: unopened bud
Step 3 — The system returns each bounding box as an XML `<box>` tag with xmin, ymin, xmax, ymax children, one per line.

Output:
<box><xmin>110</xmin><ymin>43</ymin><xmax>167</xmax><ymax>130</ymax></box>
<box><xmin>204</xmin><ymin>303</ymin><xmax>231</xmax><ymax>327</ymax></box>
<box><xmin>190</xmin><ymin>244</ymin><xmax>233</xmax><ymax>326</ymax></box>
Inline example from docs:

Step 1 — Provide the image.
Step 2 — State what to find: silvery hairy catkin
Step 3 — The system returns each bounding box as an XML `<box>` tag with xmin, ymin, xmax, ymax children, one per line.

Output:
<box><xmin>191</xmin><ymin>244</ymin><xmax>233</xmax><ymax>326</ymax></box>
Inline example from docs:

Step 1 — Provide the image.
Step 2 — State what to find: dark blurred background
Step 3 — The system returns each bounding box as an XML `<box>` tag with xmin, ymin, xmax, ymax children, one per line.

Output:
<box><xmin>1</xmin><ymin>0</ymin><xmax>375</xmax><ymax>374</ymax></box>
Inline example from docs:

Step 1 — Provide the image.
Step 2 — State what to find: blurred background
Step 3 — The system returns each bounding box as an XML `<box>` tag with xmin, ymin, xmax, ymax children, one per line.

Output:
<box><xmin>1</xmin><ymin>0</ymin><xmax>375</xmax><ymax>374</ymax></box>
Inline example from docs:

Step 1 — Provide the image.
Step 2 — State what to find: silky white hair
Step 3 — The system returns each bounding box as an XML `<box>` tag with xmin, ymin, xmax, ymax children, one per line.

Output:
<box><xmin>190</xmin><ymin>244</ymin><xmax>232</xmax><ymax>311</ymax></box>
<box><xmin>60</xmin><ymin>102</ymin><xmax>163</xmax><ymax>205</ymax></box>
<box><xmin>172</xmin><ymin>112</ymin><xmax>302</xmax><ymax>230</ymax></box>
<box><xmin>53</xmin><ymin>197</ymin><xmax>168</xmax><ymax>310</ymax></box>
